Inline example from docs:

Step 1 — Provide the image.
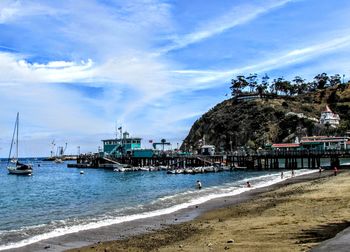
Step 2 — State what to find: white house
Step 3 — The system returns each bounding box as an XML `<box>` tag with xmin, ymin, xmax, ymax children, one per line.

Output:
<box><xmin>319</xmin><ymin>105</ymin><xmax>340</xmax><ymax>127</ymax></box>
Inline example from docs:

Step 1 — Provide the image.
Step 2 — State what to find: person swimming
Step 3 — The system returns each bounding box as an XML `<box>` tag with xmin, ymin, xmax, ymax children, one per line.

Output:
<box><xmin>246</xmin><ymin>181</ymin><xmax>251</xmax><ymax>188</ymax></box>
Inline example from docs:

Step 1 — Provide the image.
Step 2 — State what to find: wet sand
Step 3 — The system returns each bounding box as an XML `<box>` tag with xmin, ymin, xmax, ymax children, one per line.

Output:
<box><xmin>4</xmin><ymin>170</ymin><xmax>350</xmax><ymax>252</ymax></box>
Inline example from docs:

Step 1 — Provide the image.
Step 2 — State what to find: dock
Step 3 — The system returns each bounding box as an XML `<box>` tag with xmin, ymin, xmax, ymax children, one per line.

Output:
<box><xmin>67</xmin><ymin>149</ymin><xmax>350</xmax><ymax>171</ymax></box>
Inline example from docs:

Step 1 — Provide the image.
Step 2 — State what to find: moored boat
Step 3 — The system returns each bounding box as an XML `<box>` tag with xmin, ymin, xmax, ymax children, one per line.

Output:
<box><xmin>7</xmin><ymin>113</ymin><xmax>32</xmax><ymax>175</ymax></box>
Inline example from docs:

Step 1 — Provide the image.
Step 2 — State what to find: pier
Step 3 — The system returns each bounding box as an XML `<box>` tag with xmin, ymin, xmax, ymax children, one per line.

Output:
<box><xmin>68</xmin><ymin>149</ymin><xmax>350</xmax><ymax>170</ymax></box>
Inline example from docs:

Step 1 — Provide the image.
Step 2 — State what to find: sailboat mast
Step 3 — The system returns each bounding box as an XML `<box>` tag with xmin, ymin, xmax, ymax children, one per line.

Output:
<box><xmin>16</xmin><ymin>112</ymin><xmax>19</xmax><ymax>160</ymax></box>
<box><xmin>7</xmin><ymin>112</ymin><xmax>19</xmax><ymax>165</ymax></box>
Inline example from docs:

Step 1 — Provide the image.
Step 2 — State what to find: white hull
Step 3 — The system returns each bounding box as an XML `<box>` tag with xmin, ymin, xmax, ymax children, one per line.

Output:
<box><xmin>8</xmin><ymin>166</ymin><xmax>32</xmax><ymax>175</ymax></box>
<box><xmin>54</xmin><ymin>158</ymin><xmax>64</xmax><ymax>163</ymax></box>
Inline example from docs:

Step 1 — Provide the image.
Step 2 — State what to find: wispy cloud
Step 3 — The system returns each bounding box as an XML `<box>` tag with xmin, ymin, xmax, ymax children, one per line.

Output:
<box><xmin>173</xmin><ymin>32</ymin><xmax>350</xmax><ymax>85</ymax></box>
<box><xmin>158</xmin><ymin>0</ymin><xmax>296</xmax><ymax>54</ymax></box>
<box><xmin>0</xmin><ymin>0</ymin><xmax>61</xmax><ymax>24</ymax></box>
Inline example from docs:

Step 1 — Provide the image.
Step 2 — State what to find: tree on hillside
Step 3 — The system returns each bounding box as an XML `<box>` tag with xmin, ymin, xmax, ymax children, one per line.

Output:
<box><xmin>255</xmin><ymin>74</ymin><xmax>269</xmax><ymax>97</ymax></box>
<box><xmin>314</xmin><ymin>73</ymin><xmax>329</xmax><ymax>89</ymax></box>
<box><xmin>230</xmin><ymin>75</ymin><xmax>248</xmax><ymax>96</ymax></box>
<box><xmin>292</xmin><ymin>76</ymin><xmax>304</xmax><ymax>85</ymax></box>
<box><xmin>273</xmin><ymin>77</ymin><xmax>291</xmax><ymax>96</ymax></box>
<box><xmin>292</xmin><ymin>76</ymin><xmax>308</xmax><ymax>94</ymax></box>
<box><xmin>246</xmin><ymin>73</ymin><xmax>258</xmax><ymax>93</ymax></box>
<box><xmin>329</xmin><ymin>74</ymin><xmax>342</xmax><ymax>87</ymax></box>
<box><xmin>261</xmin><ymin>74</ymin><xmax>270</xmax><ymax>92</ymax></box>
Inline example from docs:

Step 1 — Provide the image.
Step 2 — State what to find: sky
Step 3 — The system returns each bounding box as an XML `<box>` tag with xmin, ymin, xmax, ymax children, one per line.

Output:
<box><xmin>1</xmin><ymin>0</ymin><xmax>350</xmax><ymax>157</ymax></box>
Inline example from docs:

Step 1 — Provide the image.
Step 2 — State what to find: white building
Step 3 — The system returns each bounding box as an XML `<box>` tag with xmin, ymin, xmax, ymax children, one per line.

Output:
<box><xmin>319</xmin><ymin>105</ymin><xmax>340</xmax><ymax>127</ymax></box>
<box><xmin>200</xmin><ymin>145</ymin><xmax>216</xmax><ymax>155</ymax></box>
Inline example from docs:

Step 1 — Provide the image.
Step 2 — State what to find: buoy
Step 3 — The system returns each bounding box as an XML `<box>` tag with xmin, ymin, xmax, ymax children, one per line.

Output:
<box><xmin>80</xmin><ymin>171</ymin><xmax>84</xmax><ymax>174</ymax></box>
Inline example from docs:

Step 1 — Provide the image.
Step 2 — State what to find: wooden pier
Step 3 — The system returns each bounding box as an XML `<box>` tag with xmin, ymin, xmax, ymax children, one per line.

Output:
<box><xmin>68</xmin><ymin>150</ymin><xmax>350</xmax><ymax>170</ymax></box>
<box><xmin>227</xmin><ymin>149</ymin><xmax>350</xmax><ymax>170</ymax></box>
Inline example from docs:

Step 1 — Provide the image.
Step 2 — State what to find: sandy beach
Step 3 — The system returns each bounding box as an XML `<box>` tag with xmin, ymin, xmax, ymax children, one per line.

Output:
<box><xmin>66</xmin><ymin>170</ymin><xmax>350</xmax><ymax>252</ymax></box>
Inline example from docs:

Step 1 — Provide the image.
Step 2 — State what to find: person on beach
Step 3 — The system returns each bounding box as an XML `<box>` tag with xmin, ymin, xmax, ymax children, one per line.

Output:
<box><xmin>196</xmin><ymin>180</ymin><xmax>202</xmax><ymax>189</ymax></box>
<box><xmin>319</xmin><ymin>166</ymin><xmax>322</xmax><ymax>176</ymax></box>
<box><xmin>246</xmin><ymin>181</ymin><xmax>251</xmax><ymax>188</ymax></box>
<box><xmin>291</xmin><ymin>169</ymin><xmax>295</xmax><ymax>178</ymax></box>
<box><xmin>281</xmin><ymin>171</ymin><xmax>284</xmax><ymax>179</ymax></box>
<box><xmin>333</xmin><ymin>167</ymin><xmax>338</xmax><ymax>176</ymax></box>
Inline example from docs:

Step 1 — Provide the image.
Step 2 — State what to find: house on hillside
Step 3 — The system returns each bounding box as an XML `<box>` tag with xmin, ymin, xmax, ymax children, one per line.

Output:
<box><xmin>319</xmin><ymin>105</ymin><xmax>340</xmax><ymax>127</ymax></box>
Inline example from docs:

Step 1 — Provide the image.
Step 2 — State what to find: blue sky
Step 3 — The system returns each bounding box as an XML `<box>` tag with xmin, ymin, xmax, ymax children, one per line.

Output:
<box><xmin>1</xmin><ymin>0</ymin><xmax>350</xmax><ymax>157</ymax></box>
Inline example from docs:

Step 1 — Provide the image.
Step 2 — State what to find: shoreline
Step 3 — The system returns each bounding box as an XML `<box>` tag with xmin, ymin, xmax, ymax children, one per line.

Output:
<box><xmin>68</xmin><ymin>170</ymin><xmax>349</xmax><ymax>252</ymax></box>
<box><xmin>2</xmin><ymin>169</ymin><xmax>341</xmax><ymax>252</ymax></box>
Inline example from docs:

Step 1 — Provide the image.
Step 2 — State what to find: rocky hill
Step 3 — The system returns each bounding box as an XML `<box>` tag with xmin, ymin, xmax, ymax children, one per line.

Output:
<box><xmin>182</xmin><ymin>85</ymin><xmax>350</xmax><ymax>152</ymax></box>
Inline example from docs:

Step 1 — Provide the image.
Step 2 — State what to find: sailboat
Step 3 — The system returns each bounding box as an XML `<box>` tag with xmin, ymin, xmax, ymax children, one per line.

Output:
<box><xmin>7</xmin><ymin>113</ymin><xmax>33</xmax><ymax>175</ymax></box>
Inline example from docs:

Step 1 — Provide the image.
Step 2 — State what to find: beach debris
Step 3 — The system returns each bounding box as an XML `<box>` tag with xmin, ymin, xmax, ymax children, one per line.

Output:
<box><xmin>44</xmin><ymin>245</ymin><xmax>50</xmax><ymax>249</ymax></box>
<box><xmin>207</xmin><ymin>242</ymin><xmax>213</xmax><ymax>247</ymax></box>
<box><xmin>227</xmin><ymin>239</ymin><xmax>235</xmax><ymax>243</ymax></box>
<box><xmin>224</xmin><ymin>246</ymin><xmax>230</xmax><ymax>250</ymax></box>
<box><xmin>80</xmin><ymin>170</ymin><xmax>84</xmax><ymax>174</ymax></box>
<box><xmin>179</xmin><ymin>244</ymin><xmax>183</xmax><ymax>248</ymax></box>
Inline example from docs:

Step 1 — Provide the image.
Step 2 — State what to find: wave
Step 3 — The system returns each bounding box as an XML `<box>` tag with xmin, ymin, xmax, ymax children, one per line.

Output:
<box><xmin>0</xmin><ymin>169</ymin><xmax>317</xmax><ymax>251</ymax></box>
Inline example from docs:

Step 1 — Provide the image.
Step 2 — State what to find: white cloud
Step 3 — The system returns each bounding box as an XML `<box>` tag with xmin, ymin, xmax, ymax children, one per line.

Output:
<box><xmin>0</xmin><ymin>52</ymin><xmax>95</xmax><ymax>85</ymax></box>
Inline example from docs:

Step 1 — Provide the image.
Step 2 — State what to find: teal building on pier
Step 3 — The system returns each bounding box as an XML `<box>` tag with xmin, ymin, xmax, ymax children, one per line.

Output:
<box><xmin>102</xmin><ymin>132</ymin><xmax>141</xmax><ymax>157</ymax></box>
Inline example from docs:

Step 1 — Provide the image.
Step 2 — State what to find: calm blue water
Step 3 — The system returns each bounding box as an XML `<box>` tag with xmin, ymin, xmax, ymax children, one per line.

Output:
<box><xmin>0</xmin><ymin>159</ymin><xmax>320</xmax><ymax>250</ymax></box>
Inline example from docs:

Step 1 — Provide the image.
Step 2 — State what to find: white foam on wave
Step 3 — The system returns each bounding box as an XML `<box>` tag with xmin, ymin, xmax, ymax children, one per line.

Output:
<box><xmin>0</xmin><ymin>169</ymin><xmax>317</xmax><ymax>251</ymax></box>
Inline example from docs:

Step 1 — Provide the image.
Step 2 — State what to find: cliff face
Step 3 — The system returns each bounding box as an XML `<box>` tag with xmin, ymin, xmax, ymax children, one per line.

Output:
<box><xmin>182</xmin><ymin>85</ymin><xmax>350</xmax><ymax>151</ymax></box>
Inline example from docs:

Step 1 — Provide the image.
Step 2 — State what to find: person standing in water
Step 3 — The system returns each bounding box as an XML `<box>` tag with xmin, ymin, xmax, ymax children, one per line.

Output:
<box><xmin>246</xmin><ymin>181</ymin><xmax>251</xmax><ymax>188</ymax></box>
<box><xmin>333</xmin><ymin>167</ymin><xmax>338</xmax><ymax>176</ymax></box>
<box><xmin>196</xmin><ymin>180</ymin><xmax>202</xmax><ymax>189</ymax></box>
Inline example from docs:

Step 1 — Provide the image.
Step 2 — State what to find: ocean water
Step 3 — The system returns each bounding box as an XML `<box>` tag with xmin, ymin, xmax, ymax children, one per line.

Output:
<box><xmin>0</xmin><ymin>159</ymin><xmax>318</xmax><ymax>250</ymax></box>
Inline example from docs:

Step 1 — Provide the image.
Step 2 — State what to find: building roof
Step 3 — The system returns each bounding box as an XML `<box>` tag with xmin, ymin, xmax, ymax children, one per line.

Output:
<box><xmin>323</xmin><ymin>105</ymin><xmax>332</xmax><ymax>113</ymax></box>
<box><xmin>302</xmin><ymin>139</ymin><xmax>346</xmax><ymax>143</ymax></box>
<box><xmin>301</xmin><ymin>136</ymin><xmax>347</xmax><ymax>141</ymax></box>
<box><xmin>272</xmin><ymin>143</ymin><xmax>300</xmax><ymax>148</ymax></box>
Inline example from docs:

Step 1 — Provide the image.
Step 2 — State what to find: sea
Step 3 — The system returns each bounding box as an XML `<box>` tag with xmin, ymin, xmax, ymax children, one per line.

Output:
<box><xmin>0</xmin><ymin>157</ymin><xmax>347</xmax><ymax>250</ymax></box>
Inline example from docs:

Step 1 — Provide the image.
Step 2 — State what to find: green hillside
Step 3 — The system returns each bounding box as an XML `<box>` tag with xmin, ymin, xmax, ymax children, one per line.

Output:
<box><xmin>182</xmin><ymin>85</ymin><xmax>350</xmax><ymax>152</ymax></box>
